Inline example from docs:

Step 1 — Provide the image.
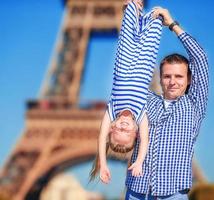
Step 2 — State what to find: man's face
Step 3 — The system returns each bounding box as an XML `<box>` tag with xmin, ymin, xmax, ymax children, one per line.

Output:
<box><xmin>110</xmin><ymin>114</ymin><xmax>137</xmax><ymax>147</ymax></box>
<box><xmin>160</xmin><ymin>63</ymin><xmax>190</xmax><ymax>100</ymax></box>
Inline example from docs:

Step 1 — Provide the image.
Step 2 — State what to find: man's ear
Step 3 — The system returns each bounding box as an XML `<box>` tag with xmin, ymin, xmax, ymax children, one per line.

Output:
<box><xmin>187</xmin><ymin>75</ymin><xmax>191</xmax><ymax>85</ymax></box>
<box><xmin>160</xmin><ymin>76</ymin><xmax>163</xmax><ymax>87</ymax></box>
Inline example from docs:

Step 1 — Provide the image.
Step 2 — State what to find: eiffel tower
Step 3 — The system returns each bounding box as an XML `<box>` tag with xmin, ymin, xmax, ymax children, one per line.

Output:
<box><xmin>0</xmin><ymin>0</ymin><xmax>206</xmax><ymax>200</ymax></box>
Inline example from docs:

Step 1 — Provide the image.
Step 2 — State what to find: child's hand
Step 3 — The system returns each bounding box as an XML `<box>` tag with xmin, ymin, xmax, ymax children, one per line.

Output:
<box><xmin>128</xmin><ymin>161</ymin><xmax>143</xmax><ymax>177</ymax></box>
<box><xmin>100</xmin><ymin>165</ymin><xmax>111</xmax><ymax>184</ymax></box>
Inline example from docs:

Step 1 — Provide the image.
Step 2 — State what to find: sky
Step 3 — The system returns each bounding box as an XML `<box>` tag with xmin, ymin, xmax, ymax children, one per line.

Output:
<box><xmin>0</xmin><ymin>0</ymin><xmax>64</xmax><ymax>165</ymax></box>
<box><xmin>0</xmin><ymin>0</ymin><xmax>214</xmax><ymax>192</ymax></box>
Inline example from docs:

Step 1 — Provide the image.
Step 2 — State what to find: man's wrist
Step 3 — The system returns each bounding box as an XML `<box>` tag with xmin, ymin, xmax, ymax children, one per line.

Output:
<box><xmin>169</xmin><ymin>21</ymin><xmax>184</xmax><ymax>35</ymax></box>
<box><xmin>169</xmin><ymin>21</ymin><xmax>180</xmax><ymax>31</ymax></box>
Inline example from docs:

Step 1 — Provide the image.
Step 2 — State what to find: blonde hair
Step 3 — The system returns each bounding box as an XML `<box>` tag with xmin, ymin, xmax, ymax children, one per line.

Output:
<box><xmin>89</xmin><ymin>137</ymin><xmax>136</xmax><ymax>182</ymax></box>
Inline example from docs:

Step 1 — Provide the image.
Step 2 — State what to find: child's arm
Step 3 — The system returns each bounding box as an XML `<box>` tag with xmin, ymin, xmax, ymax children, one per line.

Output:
<box><xmin>98</xmin><ymin>110</ymin><xmax>112</xmax><ymax>183</ymax></box>
<box><xmin>128</xmin><ymin>114</ymin><xmax>149</xmax><ymax>176</ymax></box>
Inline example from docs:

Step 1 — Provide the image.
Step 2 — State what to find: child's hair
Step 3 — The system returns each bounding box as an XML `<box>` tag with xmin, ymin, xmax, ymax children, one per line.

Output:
<box><xmin>109</xmin><ymin>135</ymin><xmax>136</xmax><ymax>153</ymax></box>
<box><xmin>89</xmin><ymin>136</ymin><xmax>136</xmax><ymax>182</ymax></box>
<box><xmin>89</xmin><ymin>142</ymin><xmax>109</xmax><ymax>182</ymax></box>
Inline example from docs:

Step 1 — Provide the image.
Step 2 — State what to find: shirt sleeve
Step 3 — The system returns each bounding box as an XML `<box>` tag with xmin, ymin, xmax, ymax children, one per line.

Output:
<box><xmin>178</xmin><ymin>32</ymin><xmax>209</xmax><ymax>119</ymax></box>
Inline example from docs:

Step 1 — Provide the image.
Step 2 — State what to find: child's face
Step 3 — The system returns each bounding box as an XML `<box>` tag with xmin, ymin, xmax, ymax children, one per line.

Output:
<box><xmin>110</xmin><ymin>114</ymin><xmax>137</xmax><ymax>148</ymax></box>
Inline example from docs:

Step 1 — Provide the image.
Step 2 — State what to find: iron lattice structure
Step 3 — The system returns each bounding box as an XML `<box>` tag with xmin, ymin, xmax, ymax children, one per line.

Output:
<box><xmin>0</xmin><ymin>0</ymin><xmax>206</xmax><ymax>200</ymax></box>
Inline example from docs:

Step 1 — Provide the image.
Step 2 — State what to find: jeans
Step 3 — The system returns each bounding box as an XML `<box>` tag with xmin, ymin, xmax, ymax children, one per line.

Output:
<box><xmin>125</xmin><ymin>188</ymin><xmax>189</xmax><ymax>200</ymax></box>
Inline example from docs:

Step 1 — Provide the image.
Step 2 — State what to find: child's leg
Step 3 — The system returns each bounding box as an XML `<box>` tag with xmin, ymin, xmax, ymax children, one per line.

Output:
<box><xmin>115</xmin><ymin>1</ymin><xmax>142</xmax><ymax>68</ymax></box>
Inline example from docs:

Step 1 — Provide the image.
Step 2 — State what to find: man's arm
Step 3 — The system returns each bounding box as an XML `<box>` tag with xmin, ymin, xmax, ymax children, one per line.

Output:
<box><xmin>178</xmin><ymin>33</ymin><xmax>208</xmax><ymax>118</ymax></box>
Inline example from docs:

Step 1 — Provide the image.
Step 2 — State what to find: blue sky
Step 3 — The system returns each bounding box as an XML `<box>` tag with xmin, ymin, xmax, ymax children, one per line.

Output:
<box><xmin>0</xmin><ymin>0</ymin><xmax>214</xmax><ymax>187</ymax></box>
<box><xmin>0</xmin><ymin>0</ymin><xmax>64</xmax><ymax>165</ymax></box>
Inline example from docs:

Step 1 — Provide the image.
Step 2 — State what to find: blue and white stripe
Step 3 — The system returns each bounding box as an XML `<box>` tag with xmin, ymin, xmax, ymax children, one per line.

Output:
<box><xmin>126</xmin><ymin>32</ymin><xmax>209</xmax><ymax>196</ymax></box>
<box><xmin>108</xmin><ymin>2</ymin><xmax>163</xmax><ymax>124</ymax></box>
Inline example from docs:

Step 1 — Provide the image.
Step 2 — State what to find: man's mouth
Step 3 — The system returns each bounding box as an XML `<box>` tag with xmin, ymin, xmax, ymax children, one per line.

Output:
<box><xmin>168</xmin><ymin>88</ymin><xmax>178</xmax><ymax>91</ymax></box>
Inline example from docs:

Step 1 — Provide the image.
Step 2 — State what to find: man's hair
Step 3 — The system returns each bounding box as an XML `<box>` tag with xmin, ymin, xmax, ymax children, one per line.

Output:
<box><xmin>160</xmin><ymin>53</ymin><xmax>191</xmax><ymax>93</ymax></box>
<box><xmin>160</xmin><ymin>53</ymin><xmax>190</xmax><ymax>76</ymax></box>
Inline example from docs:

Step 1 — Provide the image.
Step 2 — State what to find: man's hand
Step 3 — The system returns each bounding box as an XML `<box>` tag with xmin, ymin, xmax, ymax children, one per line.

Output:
<box><xmin>152</xmin><ymin>7</ymin><xmax>174</xmax><ymax>26</ymax></box>
<box><xmin>152</xmin><ymin>7</ymin><xmax>183</xmax><ymax>35</ymax></box>
<box><xmin>128</xmin><ymin>161</ymin><xmax>143</xmax><ymax>177</ymax></box>
<box><xmin>100</xmin><ymin>165</ymin><xmax>111</xmax><ymax>184</ymax></box>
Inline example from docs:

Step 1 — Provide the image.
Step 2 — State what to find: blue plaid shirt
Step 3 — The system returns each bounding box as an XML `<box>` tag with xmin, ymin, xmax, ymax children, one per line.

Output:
<box><xmin>126</xmin><ymin>32</ymin><xmax>209</xmax><ymax>196</ymax></box>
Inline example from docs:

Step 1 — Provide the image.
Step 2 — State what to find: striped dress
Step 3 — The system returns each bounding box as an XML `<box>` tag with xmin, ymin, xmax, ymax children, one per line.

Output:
<box><xmin>107</xmin><ymin>2</ymin><xmax>163</xmax><ymax>124</ymax></box>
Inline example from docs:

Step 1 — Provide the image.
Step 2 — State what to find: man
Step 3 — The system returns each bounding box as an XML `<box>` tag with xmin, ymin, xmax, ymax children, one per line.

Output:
<box><xmin>125</xmin><ymin>7</ymin><xmax>209</xmax><ymax>200</ymax></box>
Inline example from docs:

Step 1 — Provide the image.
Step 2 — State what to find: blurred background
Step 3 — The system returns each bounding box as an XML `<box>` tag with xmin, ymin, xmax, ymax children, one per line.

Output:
<box><xmin>0</xmin><ymin>0</ymin><xmax>214</xmax><ymax>199</ymax></box>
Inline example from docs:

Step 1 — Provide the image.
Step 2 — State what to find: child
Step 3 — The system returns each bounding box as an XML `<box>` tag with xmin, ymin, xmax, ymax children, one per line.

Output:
<box><xmin>90</xmin><ymin>0</ymin><xmax>163</xmax><ymax>183</ymax></box>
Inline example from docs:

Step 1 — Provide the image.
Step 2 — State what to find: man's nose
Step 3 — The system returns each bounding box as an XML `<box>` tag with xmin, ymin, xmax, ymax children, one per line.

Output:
<box><xmin>169</xmin><ymin>77</ymin><xmax>175</xmax><ymax>84</ymax></box>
